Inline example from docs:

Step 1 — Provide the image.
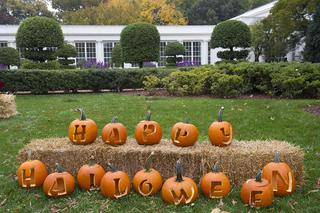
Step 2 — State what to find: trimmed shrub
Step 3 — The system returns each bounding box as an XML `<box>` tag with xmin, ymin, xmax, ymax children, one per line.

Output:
<box><xmin>22</xmin><ymin>60</ymin><xmax>60</xmax><ymax>70</ymax></box>
<box><xmin>111</xmin><ymin>43</ymin><xmax>123</xmax><ymax>68</ymax></box>
<box><xmin>56</xmin><ymin>44</ymin><xmax>77</xmax><ymax>68</ymax></box>
<box><xmin>165</xmin><ymin>42</ymin><xmax>185</xmax><ymax>66</ymax></box>
<box><xmin>0</xmin><ymin>47</ymin><xmax>20</xmax><ymax>69</ymax></box>
<box><xmin>209</xmin><ymin>73</ymin><xmax>244</xmax><ymax>98</ymax></box>
<box><xmin>120</xmin><ymin>22</ymin><xmax>160</xmax><ymax>68</ymax></box>
<box><xmin>16</xmin><ymin>16</ymin><xmax>64</xmax><ymax>62</ymax></box>
<box><xmin>211</xmin><ymin>20</ymin><xmax>251</xmax><ymax>61</ymax></box>
<box><xmin>143</xmin><ymin>75</ymin><xmax>163</xmax><ymax>95</ymax></box>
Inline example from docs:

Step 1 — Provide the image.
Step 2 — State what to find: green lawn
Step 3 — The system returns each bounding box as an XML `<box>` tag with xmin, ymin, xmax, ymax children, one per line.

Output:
<box><xmin>0</xmin><ymin>93</ymin><xmax>319</xmax><ymax>213</ymax></box>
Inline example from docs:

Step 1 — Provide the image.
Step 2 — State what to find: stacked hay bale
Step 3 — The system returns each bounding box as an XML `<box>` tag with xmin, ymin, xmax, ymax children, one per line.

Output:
<box><xmin>0</xmin><ymin>94</ymin><xmax>17</xmax><ymax>118</ymax></box>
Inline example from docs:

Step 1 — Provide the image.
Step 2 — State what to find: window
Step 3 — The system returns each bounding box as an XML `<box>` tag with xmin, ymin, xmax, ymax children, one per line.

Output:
<box><xmin>0</xmin><ymin>42</ymin><xmax>8</xmax><ymax>48</ymax></box>
<box><xmin>208</xmin><ymin>45</ymin><xmax>211</xmax><ymax>64</ymax></box>
<box><xmin>103</xmin><ymin>42</ymin><xmax>118</xmax><ymax>66</ymax></box>
<box><xmin>183</xmin><ymin>41</ymin><xmax>201</xmax><ymax>65</ymax></box>
<box><xmin>75</xmin><ymin>42</ymin><xmax>96</xmax><ymax>63</ymax></box>
<box><xmin>159</xmin><ymin>41</ymin><xmax>168</xmax><ymax>67</ymax></box>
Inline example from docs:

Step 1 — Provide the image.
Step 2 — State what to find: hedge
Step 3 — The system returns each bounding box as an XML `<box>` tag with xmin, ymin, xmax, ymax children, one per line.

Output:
<box><xmin>0</xmin><ymin>68</ymin><xmax>173</xmax><ymax>95</ymax></box>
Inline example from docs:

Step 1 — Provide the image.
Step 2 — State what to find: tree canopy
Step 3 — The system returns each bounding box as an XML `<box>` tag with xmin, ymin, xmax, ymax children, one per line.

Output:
<box><xmin>0</xmin><ymin>47</ymin><xmax>20</xmax><ymax>69</ymax></box>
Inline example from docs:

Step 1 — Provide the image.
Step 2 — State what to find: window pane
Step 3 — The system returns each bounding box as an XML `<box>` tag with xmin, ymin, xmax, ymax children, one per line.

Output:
<box><xmin>103</xmin><ymin>42</ymin><xmax>117</xmax><ymax>66</ymax></box>
<box><xmin>159</xmin><ymin>41</ymin><xmax>167</xmax><ymax>67</ymax></box>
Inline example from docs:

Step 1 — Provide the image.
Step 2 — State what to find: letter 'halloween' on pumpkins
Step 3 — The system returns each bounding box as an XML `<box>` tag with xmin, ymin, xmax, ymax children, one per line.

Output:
<box><xmin>43</xmin><ymin>163</ymin><xmax>75</xmax><ymax>198</ymax></box>
<box><xmin>171</xmin><ymin>120</ymin><xmax>199</xmax><ymax>147</ymax></box>
<box><xmin>240</xmin><ymin>170</ymin><xmax>273</xmax><ymax>207</ymax></box>
<box><xmin>100</xmin><ymin>163</ymin><xmax>131</xmax><ymax>199</ymax></box>
<box><xmin>102</xmin><ymin>116</ymin><xmax>127</xmax><ymax>146</ymax></box>
<box><xmin>208</xmin><ymin>107</ymin><xmax>233</xmax><ymax>146</ymax></box>
<box><xmin>135</xmin><ymin>110</ymin><xmax>162</xmax><ymax>145</ymax></box>
<box><xmin>161</xmin><ymin>160</ymin><xmax>198</xmax><ymax>205</ymax></box>
<box><xmin>77</xmin><ymin>156</ymin><xmax>106</xmax><ymax>191</ymax></box>
<box><xmin>17</xmin><ymin>150</ymin><xmax>48</xmax><ymax>188</ymax></box>
<box><xmin>133</xmin><ymin>152</ymin><xmax>163</xmax><ymax>196</ymax></box>
<box><xmin>68</xmin><ymin>108</ymin><xmax>98</xmax><ymax>145</ymax></box>
<box><xmin>262</xmin><ymin>151</ymin><xmax>296</xmax><ymax>197</ymax></box>
<box><xmin>200</xmin><ymin>162</ymin><xmax>231</xmax><ymax>199</ymax></box>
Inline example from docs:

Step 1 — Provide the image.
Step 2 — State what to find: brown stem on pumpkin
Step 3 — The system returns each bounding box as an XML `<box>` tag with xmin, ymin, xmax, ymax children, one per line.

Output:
<box><xmin>112</xmin><ymin>116</ymin><xmax>118</xmax><ymax>123</ymax></box>
<box><xmin>107</xmin><ymin>163</ymin><xmax>117</xmax><ymax>172</ymax></box>
<box><xmin>76</xmin><ymin>108</ymin><xmax>86</xmax><ymax>120</ymax></box>
<box><xmin>27</xmin><ymin>150</ymin><xmax>32</xmax><ymax>161</ymax></box>
<box><xmin>218</xmin><ymin>107</ymin><xmax>224</xmax><ymax>122</ymax></box>
<box><xmin>55</xmin><ymin>163</ymin><xmax>64</xmax><ymax>173</ymax></box>
<box><xmin>175</xmin><ymin>160</ymin><xmax>183</xmax><ymax>182</ymax></box>
<box><xmin>212</xmin><ymin>162</ymin><xmax>220</xmax><ymax>173</ymax></box>
<box><xmin>144</xmin><ymin>152</ymin><xmax>155</xmax><ymax>172</ymax></box>
<box><xmin>89</xmin><ymin>156</ymin><xmax>95</xmax><ymax>166</ymax></box>
<box><xmin>146</xmin><ymin>110</ymin><xmax>152</xmax><ymax>121</ymax></box>
<box><xmin>255</xmin><ymin>170</ymin><xmax>263</xmax><ymax>182</ymax></box>
<box><xmin>275</xmin><ymin>151</ymin><xmax>281</xmax><ymax>163</ymax></box>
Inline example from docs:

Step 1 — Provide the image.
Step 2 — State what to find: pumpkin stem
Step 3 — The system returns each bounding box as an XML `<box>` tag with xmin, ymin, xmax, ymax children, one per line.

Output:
<box><xmin>275</xmin><ymin>151</ymin><xmax>281</xmax><ymax>163</ymax></box>
<box><xmin>112</xmin><ymin>116</ymin><xmax>118</xmax><ymax>123</ymax></box>
<box><xmin>255</xmin><ymin>170</ymin><xmax>263</xmax><ymax>182</ymax></box>
<box><xmin>89</xmin><ymin>155</ymin><xmax>95</xmax><ymax>166</ymax></box>
<box><xmin>146</xmin><ymin>110</ymin><xmax>152</xmax><ymax>121</ymax></box>
<box><xmin>144</xmin><ymin>152</ymin><xmax>155</xmax><ymax>172</ymax></box>
<box><xmin>218</xmin><ymin>107</ymin><xmax>224</xmax><ymax>122</ymax></box>
<box><xmin>55</xmin><ymin>163</ymin><xmax>64</xmax><ymax>173</ymax></box>
<box><xmin>27</xmin><ymin>150</ymin><xmax>32</xmax><ymax>161</ymax></box>
<box><xmin>107</xmin><ymin>163</ymin><xmax>117</xmax><ymax>172</ymax></box>
<box><xmin>77</xmin><ymin>108</ymin><xmax>86</xmax><ymax>120</ymax></box>
<box><xmin>212</xmin><ymin>162</ymin><xmax>220</xmax><ymax>173</ymax></box>
<box><xmin>175</xmin><ymin>159</ymin><xmax>183</xmax><ymax>182</ymax></box>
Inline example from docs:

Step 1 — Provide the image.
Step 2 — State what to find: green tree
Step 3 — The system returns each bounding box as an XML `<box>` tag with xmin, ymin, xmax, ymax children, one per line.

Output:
<box><xmin>111</xmin><ymin>43</ymin><xmax>124</xmax><ymax>68</ymax></box>
<box><xmin>0</xmin><ymin>0</ymin><xmax>17</xmax><ymax>24</ymax></box>
<box><xmin>52</xmin><ymin>0</ymin><xmax>102</xmax><ymax>12</ymax></box>
<box><xmin>165</xmin><ymin>41</ymin><xmax>185</xmax><ymax>66</ymax></box>
<box><xmin>250</xmin><ymin>22</ymin><xmax>265</xmax><ymax>62</ymax></box>
<box><xmin>304</xmin><ymin>4</ymin><xmax>320</xmax><ymax>63</ymax></box>
<box><xmin>120</xmin><ymin>22</ymin><xmax>160</xmax><ymax>68</ymax></box>
<box><xmin>56</xmin><ymin>44</ymin><xmax>77</xmax><ymax>67</ymax></box>
<box><xmin>0</xmin><ymin>47</ymin><xmax>20</xmax><ymax>69</ymax></box>
<box><xmin>16</xmin><ymin>16</ymin><xmax>64</xmax><ymax>62</ymax></box>
<box><xmin>211</xmin><ymin>20</ymin><xmax>251</xmax><ymax>61</ymax></box>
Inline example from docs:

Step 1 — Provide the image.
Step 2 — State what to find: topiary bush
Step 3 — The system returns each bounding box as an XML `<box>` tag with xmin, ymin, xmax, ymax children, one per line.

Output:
<box><xmin>111</xmin><ymin>43</ymin><xmax>123</xmax><ymax>68</ymax></box>
<box><xmin>211</xmin><ymin>20</ymin><xmax>251</xmax><ymax>61</ymax></box>
<box><xmin>120</xmin><ymin>22</ymin><xmax>160</xmax><ymax>68</ymax></box>
<box><xmin>56</xmin><ymin>44</ymin><xmax>77</xmax><ymax>68</ymax></box>
<box><xmin>165</xmin><ymin>42</ymin><xmax>185</xmax><ymax>67</ymax></box>
<box><xmin>16</xmin><ymin>16</ymin><xmax>64</xmax><ymax>62</ymax></box>
<box><xmin>143</xmin><ymin>75</ymin><xmax>163</xmax><ymax>95</ymax></box>
<box><xmin>0</xmin><ymin>47</ymin><xmax>20</xmax><ymax>69</ymax></box>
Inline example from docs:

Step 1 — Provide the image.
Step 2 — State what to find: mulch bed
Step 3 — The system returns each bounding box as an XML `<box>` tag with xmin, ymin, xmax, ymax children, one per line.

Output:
<box><xmin>304</xmin><ymin>105</ymin><xmax>320</xmax><ymax>116</ymax></box>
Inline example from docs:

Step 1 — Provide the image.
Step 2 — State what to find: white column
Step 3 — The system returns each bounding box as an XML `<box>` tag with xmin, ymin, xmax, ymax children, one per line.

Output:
<box><xmin>211</xmin><ymin>48</ymin><xmax>222</xmax><ymax>64</ymax></box>
<box><xmin>96</xmin><ymin>40</ymin><xmax>104</xmax><ymax>63</ymax></box>
<box><xmin>201</xmin><ymin>41</ymin><xmax>208</xmax><ymax>65</ymax></box>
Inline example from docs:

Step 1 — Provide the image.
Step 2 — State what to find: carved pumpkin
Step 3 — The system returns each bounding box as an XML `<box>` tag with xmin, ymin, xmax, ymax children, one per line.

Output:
<box><xmin>102</xmin><ymin>116</ymin><xmax>127</xmax><ymax>146</ymax></box>
<box><xmin>68</xmin><ymin>108</ymin><xmax>98</xmax><ymax>145</ymax></box>
<box><xmin>240</xmin><ymin>170</ymin><xmax>273</xmax><ymax>207</ymax></box>
<box><xmin>262</xmin><ymin>151</ymin><xmax>296</xmax><ymax>196</ymax></box>
<box><xmin>161</xmin><ymin>160</ymin><xmax>198</xmax><ymax>205</ymax></box>
<box><xmin>17</xmin><ymin>150</ymin><xmax>48</xmax><ymax>188</ymax></box>
<box><xmin>133</xmin><ymin>152</ymin><xmax>163</xmax><ymax>196</ymax></box>
<box><xmin>208</xmin><ymin>107</ymin><xmax>233</xmax><ymax>146</ymax></box>
<box><xmin>135</xmin><ymin>111</ymin><xmax>162</xmax><ymax>145</ymax></box>
<box><xmin>171</xmin><ymin>120</ymin><xmax>198</xmax><ymax>147</ymax></box>
<box><xmin>100</xmin><ymin>163</ymin><xmax>131</xmax><ymax>199</ymax></box>
<box><xmin>200</xmin><ymin>162</ymin><xmax>231</xmax><ymax>199</ymax></box>
<box><xmin>77</xmin><ymin>156</ymin><xmax>106</xmax><ymax>191</ymax></box>
<box><xmin>43</xmin><ymin>163</ymin><xmax>75</xmax><ymax>198</ymax></box>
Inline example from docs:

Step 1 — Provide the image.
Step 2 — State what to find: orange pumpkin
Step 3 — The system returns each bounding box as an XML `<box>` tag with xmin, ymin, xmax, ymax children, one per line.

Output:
<box><xmin>171</xmin><ymin>120</ymin><xmax>198</xmax><ymax>147</ymax></box>
<box><xmin>200</xmin><ymin>162</ymin><xmax>231</xmax><ymax>199</ymax></box>
<box><xmin>17</xmin><ymin>150</ymin><xmax>48</xmax><ymax>188</ymax></box>
<box><xmin>100</xmin><ymin>163</ymin><xmax>131</xmax><ymax>199</ymax></box>
<box><xmin>208</xmin><ymin>107</ymin><xmax>233</xmax><ymax>146</ymax></box>
<box><xmin>43</xmin><ymin>163</ymin><xmax>75</xmax><ymax>198</ymax></box>
<box><xmin>133</xmin><ymin>152</ymin><xmax>163</xmax><ymax>196</ymax></box>
<box><xmin>161</xmin><ymin>160</ymin><xmax>198</xmax><ymax>205</ymax></box>
<box><xmin>240</xmin><ymin>170</ymin><xmax>273</xmax><ymax>207</ymax></box>
<box><xmin>135</xmin><ymin>111</ymin><xmax>162</xmax><ymax>145</ymax></box>
<box><xmin>68</xmin><ymin>108</ymin><xmax>98</xmax><ymax>145</ymax></box>
<box><xmin>102</xmin><ymin>116</ymin><xmax>127</xmax><ymax>146</ymax></box>
<box><xmin>262</xmin><ymin>151</ymin><xmax>296</xmax><ymax>196</ymax></box>
<box><xmin>77</xmin><ymin>156</ymin><xmax>106</xmax><ymax>191</ymax></box>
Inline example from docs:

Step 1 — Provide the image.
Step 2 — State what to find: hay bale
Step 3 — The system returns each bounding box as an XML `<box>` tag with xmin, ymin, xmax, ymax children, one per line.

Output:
<box><xmin>0</xmin><ymin>94</ymin><xmax>17</xmax><ymax>119</ymax></box>
<box><xmin>17</xmin><ymin>138</ymin><xmax>304</xmax><ymax>187</ymax></box>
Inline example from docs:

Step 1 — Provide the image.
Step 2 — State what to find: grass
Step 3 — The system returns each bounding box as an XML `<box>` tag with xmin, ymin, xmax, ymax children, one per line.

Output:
<box><xmin>0</xmin><ymin>93</ymin><xmax>319</xmax><ymax>213</ymax></box>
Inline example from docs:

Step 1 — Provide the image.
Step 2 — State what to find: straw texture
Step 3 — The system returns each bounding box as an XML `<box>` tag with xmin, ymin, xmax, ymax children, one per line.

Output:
<box><xmin>0</xmin><ymin>94</ymin><xmax>17</xmax><ymax>118</ymax></box>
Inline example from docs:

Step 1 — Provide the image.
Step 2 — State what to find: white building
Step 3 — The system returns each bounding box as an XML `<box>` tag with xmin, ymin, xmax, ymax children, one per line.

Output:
<box><xmin>1</xmin><ymin>1</ymin><xmax>295</xmax><ymax>67</ymax></box>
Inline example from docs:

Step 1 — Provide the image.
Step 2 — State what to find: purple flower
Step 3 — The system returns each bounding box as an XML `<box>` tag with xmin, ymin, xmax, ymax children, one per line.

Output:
<box><xmin>176</xmin><ymin>60</ymin><xmax>197</xmax><ymax>67</ymax></box>
<box><xmin>83</xmin><ymin>60</ymin><xmax>109</xmax><ymax>69</ymax></box>
<box><xmin>143</xmin><ymin>62</ymin><xmax>157</xmax><ymax>67</ymax></box>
